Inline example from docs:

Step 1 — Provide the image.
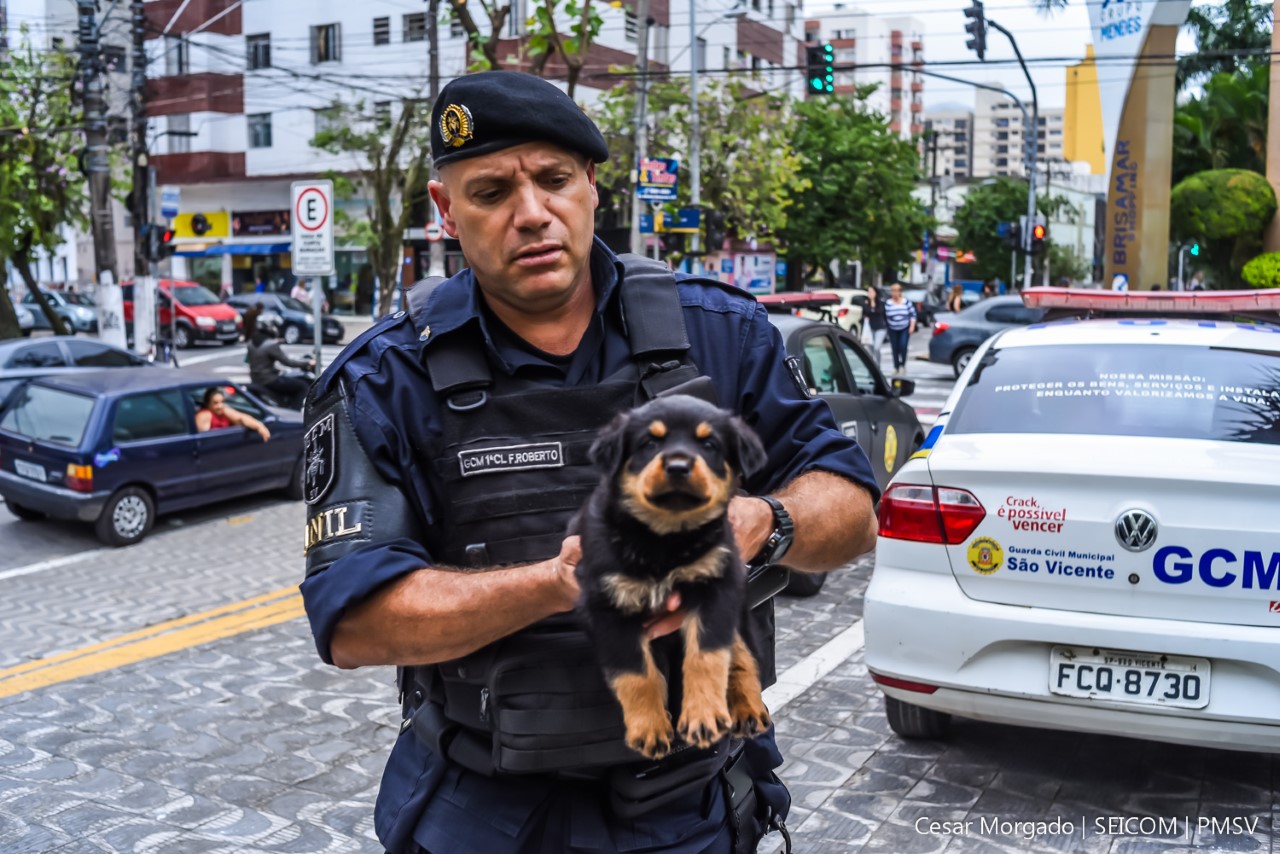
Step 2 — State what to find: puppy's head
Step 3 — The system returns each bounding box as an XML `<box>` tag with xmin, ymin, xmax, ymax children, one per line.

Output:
<box><xmin>590</xmin><ymin>395</ymin><xmax>766</xmax><ymax>533</ymax></box>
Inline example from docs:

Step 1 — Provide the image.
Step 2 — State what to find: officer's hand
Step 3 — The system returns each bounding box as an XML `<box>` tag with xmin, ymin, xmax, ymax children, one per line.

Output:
<box><xmin>644</xmin><ymin>593</ymin><xmax>685</xmax><ymax>640</ymax></box>
<box><xmin>552</xmin><ymin>535</ymin><xmax>582</xmax><ymax>611</ymax></box>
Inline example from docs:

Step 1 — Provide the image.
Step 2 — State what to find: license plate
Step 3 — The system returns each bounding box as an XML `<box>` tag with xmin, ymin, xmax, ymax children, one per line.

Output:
<box><xmin>1049</xmin><ymin>646</ymin><xmax>1210</xmax><ymax>709</ymax></box>
<box><xmin>13</xmin><ymin>459</ymin><xmax>45</xmax><ymax>482</ymax></box>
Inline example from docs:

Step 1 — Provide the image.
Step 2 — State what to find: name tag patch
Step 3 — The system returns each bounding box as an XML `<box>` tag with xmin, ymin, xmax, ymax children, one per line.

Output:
<box><xmin>459</xmin><ymin>442</ymin><xmax>564</xmax><ymax>477</ymax></box>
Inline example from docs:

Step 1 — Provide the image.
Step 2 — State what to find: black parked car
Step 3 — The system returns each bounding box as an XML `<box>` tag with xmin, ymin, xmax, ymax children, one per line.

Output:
<box><xmin>0</xmin><ymin>368</ymin><xmax>305</xmax><ymax>546</ymax></box>
<box><xmin>225</xmin><ymin>293</ymin><xmax>345</xmax><ymax>345</ymax></box>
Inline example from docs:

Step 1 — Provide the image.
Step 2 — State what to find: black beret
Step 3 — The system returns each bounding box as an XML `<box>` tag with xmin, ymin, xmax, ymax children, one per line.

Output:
<box><xmin>431</xmin><ymin>71</ymin><xmax>609</xmax><ymax>168</ymax></box>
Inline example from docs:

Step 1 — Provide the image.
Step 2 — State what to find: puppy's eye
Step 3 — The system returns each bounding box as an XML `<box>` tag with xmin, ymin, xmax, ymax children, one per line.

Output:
<box><xmin>702</xmin><ymin>439</ymin><xmax>719</xmax><ymax>452</ymax></box>
<box><xmin>640</xmin><ymin>437</ymin><xmax>658</xmax><ymax>451</ymax></box>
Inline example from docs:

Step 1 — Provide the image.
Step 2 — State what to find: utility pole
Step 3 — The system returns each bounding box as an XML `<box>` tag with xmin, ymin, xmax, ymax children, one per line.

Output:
<box><xmin>688</xmin><ymin>0</ymin><xmax>700</xmax><ymax>263</ymax></box>
<box><xmin>77</xmin><ymin>0</ymin><xmax>120</xmax><ymax>285</ymax></box>
<box><xmin>628</xmin><ymin>0</ymin><xmax>652</xmax><ymax>255</ymax></box>
<box><xmin>131</xmin><ymin>0</ymin><xmax>149</xmax><ymax>278</ymax></box>
<box><xmin>1263</xmin><ymin>0</ymin><xmax>1280</xmax><ymax>253</ymax></box>
<box><xmin>426</xmin><ymin>0</ymin><xmax>446</xmax><ymax>278</ymax></box>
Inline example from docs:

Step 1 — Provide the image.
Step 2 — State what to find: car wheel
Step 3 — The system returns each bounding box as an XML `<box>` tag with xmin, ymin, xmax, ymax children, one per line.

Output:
<box><xmin>283</xmin><ymin>324</ymin><xmax>302</xmax><ymax>345</ymax></box>
<box><xmin>284</xmin><ymin>454</ymin><xmax>305</xmax><ymax>501</ymax></box>
<box><xmin>884</xmin><ymin>695</ymin><xmax>951</xmax><ymax>739</ymax></box>
<box><xmin>94</xmin><ymin>486</ymin><xmax>155</xmax><ymax>547</ymax></box>
<box><xmin>783</xmin><ymin>569</ymin><xmax>827</xmax><ymax>597</ymax></box>
<box><xmin>951</xmin><ymin>347</ymin><xmax>977</xmax><ymax>378</ymax></box>
<box><xmin>5</xmin><ymin>499</ymin><xmax>46</xmax><ymax>521</ymax></box>
<box><xmin>173</xmin><ymin>324</ymin><xmax>193</xmax><ymax>349</ymax></box>
<box><xmin>20</xmin><ymin>329</ymin><xmax>31</xmax><ymax>337</ymax></box>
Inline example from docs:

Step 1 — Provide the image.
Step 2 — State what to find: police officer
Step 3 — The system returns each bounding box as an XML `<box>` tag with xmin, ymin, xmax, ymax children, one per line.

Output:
<box><xmin>301</xmin><ymin>71</ymin><xmax>879</xmax><ymax>854</ymax></box>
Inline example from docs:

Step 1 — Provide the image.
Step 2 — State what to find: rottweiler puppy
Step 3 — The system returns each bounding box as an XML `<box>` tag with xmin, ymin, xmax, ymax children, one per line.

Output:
<box><xmin>574</xmin><ymin>395</ymin><xmax>773</xmax><ymax>760</ymax></box>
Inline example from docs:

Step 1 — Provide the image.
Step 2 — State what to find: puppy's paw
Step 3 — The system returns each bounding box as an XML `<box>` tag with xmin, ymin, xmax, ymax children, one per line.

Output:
<box><xmin>626</xmin><ymin>714</ymin><xmax>675</xmax><ymax>760</ymax></box>
<box><xmin>730</xmin><ymin>694</ymin><xmax>773</xmax><ymax>739</ymax></box>
<box><xmin>677</xmin><ymin>700</ymin><xmax>733</xmax><ymax>749</ymax></box>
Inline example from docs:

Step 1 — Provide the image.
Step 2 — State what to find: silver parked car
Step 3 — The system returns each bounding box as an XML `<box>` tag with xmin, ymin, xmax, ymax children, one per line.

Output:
<box><xmin>14</xmin><ymin>303</ymin><xmax>35</xmax><ymax>337</ymax></box>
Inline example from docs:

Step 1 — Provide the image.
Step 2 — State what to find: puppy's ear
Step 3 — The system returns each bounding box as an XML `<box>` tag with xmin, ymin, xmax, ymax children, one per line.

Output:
<box><xmin>589</xmin><ymin>410</ymin><xmax>631</xmax><ymax>474</ymax></box>
<box><xmin>727</xmin><ymin>416</ymin><xmax>767</xmax><ymax>479</ymax></box>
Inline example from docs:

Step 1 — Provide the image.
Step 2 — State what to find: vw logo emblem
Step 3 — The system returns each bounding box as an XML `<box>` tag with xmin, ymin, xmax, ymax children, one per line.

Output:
<box><xmin>1115</xmin><ymin>510</ymin><xmax>1158</xmax><ymax>552</ymax></box>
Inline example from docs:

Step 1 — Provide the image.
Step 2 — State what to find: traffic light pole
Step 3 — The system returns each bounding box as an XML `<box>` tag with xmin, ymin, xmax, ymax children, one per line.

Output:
<box><xmin>983</xmin><ymin>19</ymin><xmax>1038</xmax><ymax>291</ymax></box>
<box><xmin>77</xmin><ymin>0</ymin><xmax>120</xmax><ymax>287</ymax></box>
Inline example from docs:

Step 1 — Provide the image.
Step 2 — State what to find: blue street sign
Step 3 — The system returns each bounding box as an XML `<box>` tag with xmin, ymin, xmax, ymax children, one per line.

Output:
<box><xmin>721</xmin><ymin>258</ymin><xmax>734</xmax><ymax>273</ymax></box>
<box><xmin>160</xmin><ymin>186</ymin><xmax>181</xmax><ymax>219</ymax></box>
<box><xmin>639</xmin><ymin>213</ymin><xmax>655</xmax><ymax>234</ymax></box>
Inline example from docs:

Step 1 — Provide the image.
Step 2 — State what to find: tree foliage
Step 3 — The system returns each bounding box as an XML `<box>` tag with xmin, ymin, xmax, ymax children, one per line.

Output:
<box><xmin>1171</xmin><ymin>169</ymin><xmax>1278</xmax><ymax>285</ymax></box>
<box><xmin>1241</xmin><ymin>252</ymin><xmax>1280</xmax><ymax>289</ymax></box>
<box><xmin>1178</xmin><ymin>0</ymin><xmax>1272</xmax><ymax>90</ymax></box>
<box><xmin>0</xmin><ymin>41</ymin><xmax>84</xmax><ymax>339</ymax></box>
<box><xmin>311</xmin><ymin>102</ymin><xmax>431</xmax><ymax>315</ymax></box>
<box><xmin>448</xmin><ymin>0</ymin><xmax>603</xmax><ymax>97</ymax></box>
<box><xmin>1172</xmin><ymin>65</ymin><xmax>1268</xmax><ymax>185</ymax></box>
<box><xmin>590</xmin><ymin>77</ymin><xmax>807</xmax><ymax>255</ymax></box>
<box><xmin>952</xmin><ymin>178</ymin><xmax>1075</xmax><ymax>285</ymax></box>
<box><xmin>779</xmin><ymin>92</ymin><xmax>929</xmax><ymax>285</ymax></box>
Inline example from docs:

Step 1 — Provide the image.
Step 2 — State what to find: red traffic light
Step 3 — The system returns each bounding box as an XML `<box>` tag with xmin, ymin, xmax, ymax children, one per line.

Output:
<box><xmin>1031</xmin><ymin>224</ymin><xmax>1046</xmax><ymax>240</ymax></box>
<box><xmin>161</xmin><ymin>229</ymin><xmax>175</xmax><ymax>243</ymax></box>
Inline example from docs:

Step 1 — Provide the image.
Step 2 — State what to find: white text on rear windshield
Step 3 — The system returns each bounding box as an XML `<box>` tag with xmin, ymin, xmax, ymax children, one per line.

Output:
<box><xmin>948</xmin><ymin>344</ymin><xmax>1280</xmax><ymax>445</ymax></box>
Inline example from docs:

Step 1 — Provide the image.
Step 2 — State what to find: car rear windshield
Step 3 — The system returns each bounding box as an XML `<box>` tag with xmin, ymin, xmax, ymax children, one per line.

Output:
<box><xmin>0</xmin><ymin>385</ymin><xmax>95</xmax><ymax>447</ymax></box>
<box><xmin>170</xmin><ymin>285</ymin><xmax>220</xmax><ymax>306</ymax></box>
<box><xmin>947</xmin><ymin>343</ymin><xmax>1280</xmax><ymax>445</ymax></box>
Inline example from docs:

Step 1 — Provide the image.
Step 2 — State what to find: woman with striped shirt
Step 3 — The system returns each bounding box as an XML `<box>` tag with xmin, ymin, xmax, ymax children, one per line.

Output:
<box><xmin>884</xmin><ymin>283</ymin><xmax>917</xmax><ymax>376</ymax></box>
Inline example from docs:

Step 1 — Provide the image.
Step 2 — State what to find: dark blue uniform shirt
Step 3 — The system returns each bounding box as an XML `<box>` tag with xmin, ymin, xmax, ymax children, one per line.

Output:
<box><xmin>301</xmin><ymin>239</ymin><xmax>878</xmax><ymax>853</ymax></box>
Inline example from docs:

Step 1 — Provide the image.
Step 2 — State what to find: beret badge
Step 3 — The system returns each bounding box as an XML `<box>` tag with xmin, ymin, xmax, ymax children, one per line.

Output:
<box><xmin>439</xmin><ymin>103</ymin><xmax>475</xmax><ymax>149</ymax></box>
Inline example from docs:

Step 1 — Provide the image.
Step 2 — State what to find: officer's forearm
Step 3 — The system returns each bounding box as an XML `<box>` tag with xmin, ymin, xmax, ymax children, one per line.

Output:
<box><xmin>776</xmin><ymin>470</ymin><xmax>877</xmax><ymax>572</ymax></box>
<box><xmin>329</xmin><ymin>560</ymin><xmax>576</xmax><ymax>669</ymax></box>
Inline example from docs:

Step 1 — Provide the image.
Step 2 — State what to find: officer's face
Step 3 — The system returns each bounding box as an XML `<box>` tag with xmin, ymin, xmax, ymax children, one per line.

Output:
<box><xmin>431</xmin><ymin>142</ymin><xmax>599</xmax><ymax>316</ymax></box>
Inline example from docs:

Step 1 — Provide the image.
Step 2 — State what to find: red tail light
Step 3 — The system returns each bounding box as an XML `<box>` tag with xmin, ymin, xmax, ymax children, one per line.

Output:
<box><xmin>932</xmin><ymin>321</ymin><xmax>949</xmax><ymax>336</ymax></box>
<box><xmin>869</xmin><ymin>671</ymin><xmax>939</xmax><ymax>694</ymax></box>
<box><xmin>878</xmin><ymin>484</ymin><xmax>985</xmax><ymax>544</ymax></box>
<box><xmin>65</xmin><ymin>463</ymin><xmax>93</xmax><ymax>493</ymax></box>
<box><xmin>837</xmin><ymin>307</ymin><xmax>849</xmax><ymax>318</ymax></box>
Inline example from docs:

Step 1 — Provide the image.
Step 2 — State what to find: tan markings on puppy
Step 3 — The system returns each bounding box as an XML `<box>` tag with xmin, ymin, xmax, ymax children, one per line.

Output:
<box><xmin>610</xmin><ymin>640</ymin><xmax>674</xmax><ymax>759</ymax></box>
<box><xmin>677</xmin><ymin>614</ymin><xmax>732</xmax><ymax>749</ymax></box>
<box><xmin>689</xmin><ymin>457</ymin><xmax>734</xmax><ymax>511</ymax></box>
<box><xmin>727</xmin><ymin>631</ymin><xmax>772</xmax><ymax>738</ymax></box>
<box><xmin>601</xmin><ymin>547</ymin><xmax>731</xmax><ymax>615</ymax></box>
<box><xmin>649</xmin><ymin>420</ymin><xmax>667</xmax><ymax>438</ymax></box>
<box><xmin>620</xmin><ymin>469</ymin><xmax>730</xmax><ymax>534</ymax></box>
<box><xmin>696</xmin><ymin>421</ymin><xmax>713</xmax><ymax>439</ymax></box>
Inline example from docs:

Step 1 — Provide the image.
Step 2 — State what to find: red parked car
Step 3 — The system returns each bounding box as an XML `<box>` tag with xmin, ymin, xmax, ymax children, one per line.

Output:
<box><xmin>122</xmin><ymin>280</ymin><xmax>242</xmax><ymax>348</ymax></box>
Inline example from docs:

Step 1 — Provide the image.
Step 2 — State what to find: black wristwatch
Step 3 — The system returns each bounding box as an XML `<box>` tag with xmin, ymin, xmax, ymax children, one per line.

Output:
<box><xmin>754</xmin><ymin>496</ymin><xmax>795</xmax><ymax>566</ymax></box>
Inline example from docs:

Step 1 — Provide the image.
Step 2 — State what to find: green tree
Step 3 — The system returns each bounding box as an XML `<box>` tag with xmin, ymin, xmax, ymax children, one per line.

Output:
<box><xmin>952</xmin><ymin>178</ymin><xmax>1074</xmax><ymax>285</ymax></box>
<box><xmin>0</xmin><ymin>42</ymin><xmax>84</xmax><ymax>339</ymax></box>
<box><xmin>1173</xmin><ymin>65</ymin><xmax>1268</xmax><ymax>185</ymax></box>
<box><xmin>1241</xmin><ymin>252</ymin><xmax>1280</xmax><ymax>289</ymax></box>
<box><xmin>1170</xmin><ymin>169</ymin><xmax>1278</xmax><ymax>286</ymax></box>
<box><xmin>590</xmin><ymin>77</ymin><xmax>807</xmax><ymax>256</ymax></box>
<box><xmin>1178</xmin><ymin>0</ymin><xmax>1272</xmax><ymax>89</ymax></box>
<box><xmin>312</xmin><ymin>101</ymin><xmax>431</xmax><ymax>315</ymax></box>
<box><xmin>779</xmin><ymin>91</ymin><xmax>929</xmax><ymax>286</ymax></box>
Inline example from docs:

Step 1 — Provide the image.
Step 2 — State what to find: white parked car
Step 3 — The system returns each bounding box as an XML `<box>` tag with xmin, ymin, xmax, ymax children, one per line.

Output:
<box><xmin>865</xmin><ymin>288</ymin><xmax>1280</xmax><ymax>753</ymax></box>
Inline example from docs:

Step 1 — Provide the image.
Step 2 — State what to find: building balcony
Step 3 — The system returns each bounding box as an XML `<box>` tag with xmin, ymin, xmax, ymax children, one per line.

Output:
<box><xmin>150</xmin><ymin>151</ymin><xmax>245</xmax><ymax>184</ymax></box>
<box><xmin>911</xmin><ymin>100</ymin><xmax>922</xmax><ymax>112</ymax></box>
<box><xmin>911</xmin><ymin>39</ymin><xmax>923</xmax><ymax>51</ymax></box>
<box><xmin>145</xmin><ymin>73</ymin><xmax>243</xmax><ymax>117</ymax></box>
<box><xmin>891</xmin><ymin>98</ymin><xmax>902</xmax><ymax>112</ymax></box>
<box><xmin>144</xmin><ymin>0</ymin><xmax>241</xmax><ymax>37</ymax></box>
<box><xmin>911</xmin><ymin>80</ymin><xmax>923</xmax><ymax>93</ymax></box>
<box><xmin>910</xmin><ymin>122</ymin><xmax>923</xmax><ymax>136</ymax></box>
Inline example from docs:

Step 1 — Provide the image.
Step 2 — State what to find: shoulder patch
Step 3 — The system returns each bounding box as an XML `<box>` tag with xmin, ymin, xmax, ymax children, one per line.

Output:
<box><xmin>785</xmin><ymin>355</ymin><xmax>814</xmax><ymax>399</ymax></box>
<box><xmin>304</xmin><ymin>413</ymin><xmax>336</xmax><ymax>504</ymax></box>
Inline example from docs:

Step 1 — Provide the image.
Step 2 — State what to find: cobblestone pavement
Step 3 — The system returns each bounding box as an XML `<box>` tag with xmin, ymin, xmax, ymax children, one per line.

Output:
<box><xmin>0</xmin><ymin>495</ymin><xmax>1276</xmax><ymax>852</ymax></box>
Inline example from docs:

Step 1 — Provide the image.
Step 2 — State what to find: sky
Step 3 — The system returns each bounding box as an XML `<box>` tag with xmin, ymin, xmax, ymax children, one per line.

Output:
<box><xmin>808</xmin><ymin>0</ymin><xmax>1211</xmax><ymax>111</ymax></box>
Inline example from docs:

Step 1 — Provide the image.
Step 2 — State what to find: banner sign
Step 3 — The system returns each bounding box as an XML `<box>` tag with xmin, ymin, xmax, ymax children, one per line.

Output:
<box><xmin>233</xmin><ymin>210</ymin><xmax>291</xmax><ymax>237</ymax></box>
<box><xmin>637</xmin><ymin>158</ymin><xmax>679</xmax><ymax>201</ymax></box>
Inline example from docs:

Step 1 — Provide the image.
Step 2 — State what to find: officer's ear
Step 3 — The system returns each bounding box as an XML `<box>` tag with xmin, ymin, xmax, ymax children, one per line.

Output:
<box><xmin>727</xmin><ymin>415</ymin><xmax>767</xmax><ymax>480</ymax></box>
<box><xmin>589</xmin><ymin>410</ymin><xmax>631</xmax><ymax>475</ymax></box>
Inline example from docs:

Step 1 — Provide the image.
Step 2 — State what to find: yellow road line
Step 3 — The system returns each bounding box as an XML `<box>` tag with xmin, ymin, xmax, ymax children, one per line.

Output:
<box><xmin>0</xmin><ymin>587</ymin><xmax>304</xmax><ymax>699</ymax></box>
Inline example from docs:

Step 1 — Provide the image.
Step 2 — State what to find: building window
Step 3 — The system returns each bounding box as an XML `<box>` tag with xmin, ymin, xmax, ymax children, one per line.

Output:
<box><xmin>723</xmin><ymin>46</ymin><xmax>731</xmax><ymax>69</ymax></box>
<box><xmin>247</xmin><ymin>33</ymin><xmax>271</xmax><ymax>69</ymax></box>
<box><xmin>695</xmin><ymin>37</ymin><xmax>706</xmax><ymax>73</ymax></box>
<box><xmin>311</xmin><ymin>23</ymin><xmax>341</xmax><ymax>64</ymax></box>
<box><xmin>102</xmin><ymin>44</ymin><xmax>126</xmax><ymax>72</ymax></box>
<box><xmin>314</xmin><ymin>107</ymin><xmax>343</xmax><ymax>135</ymax></box>
<box><xmin>373</xmin><ymin>17</ymin><xmax>390</xmax><ymax>45</ymax></box>
<box><xmin>248</xmin><ymin>113</ymin><xmax>272</xmax><ymax>148</ymax></box>
<box><xmin>996</xmin><ymin>144</ymin><xmax>1008</xmax><ymax>154</ymax></box>
<box><xmin>955</xmin><ymin>119</ymin><xmax>967</xmax><ymax>128</ymax></box>
<box><xmin>168</xmin><ymin>114</ymin><xmax>191</xmax><ymax>153</ymax></box>
<box><xmin>832</xmin><ymin>28</ymin><xmax>856</xmax><ymax>39</ymax></box>
<box><xmin>165</xmin><ymin>35</ymin><xmax>188</xmax><ymax>75</ymax></box>
<box><xmin>954</xmin><ymin>159</ymin><xmax>967</xmax><ymax>168</ymax></box>
<box><xmin>374</xmin><ymin>101</ymin><xmax>391</xmax><ymax>125</ymax></box>
<box><xmin>994</xmin><ymin>118</ymin><xmax>1008</xmax><ymax>128</ymax></box>
<box><xmin>995</xmin><ymin>157</ymin><xmax>1008</xmax><ymax>167</ymax></box>
<box><xmin>767</xmin><ymin>0</ymin><xmax>774</xmax><ymax>18</ymax></box>
<box><xmin>508</xmin><ymin>0</ymin><xmax>525</xmax><ymax>36</ymax></box>
<box><xmin>451</xmin><ymin>19</ymin><xmax>466</xmax><ymax>37</ymax></box>
<box><xmin>995</xmin><ymin>131</ymin><xmax>1007</xmax><ymax>140</ymax></box>
<box><xmin>404</xmin><ymin>13</ymin><xmax>426</xmax><ymax>42</ymax></box>
<box><xmin>624</xmin><ymin>9</ymin><xmax>637</xmax><ymax>42</ymax></box>
<box><xmin>51</xmin><ymin>36</ymin><xmax>65</xmax><ymax>51</ymax></box>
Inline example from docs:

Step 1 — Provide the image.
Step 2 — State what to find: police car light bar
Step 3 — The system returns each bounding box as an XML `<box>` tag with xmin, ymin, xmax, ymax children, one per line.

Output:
<box><xmin>1022</xmin><ymin>287</ymin><xmax>1280</xmax><ymax>320</ymax></box>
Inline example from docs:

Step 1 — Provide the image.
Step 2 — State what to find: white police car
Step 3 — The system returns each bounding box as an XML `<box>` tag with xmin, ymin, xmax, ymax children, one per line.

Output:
<box><xmin>864</xmin><ymin>288</ymin><xmax>1280</xmax><ymax>752</ymax></box>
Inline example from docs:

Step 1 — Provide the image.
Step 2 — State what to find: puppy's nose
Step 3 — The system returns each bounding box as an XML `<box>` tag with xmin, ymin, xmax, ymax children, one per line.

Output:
<box><xmin>663</xmin><ymin>454</ymin><xmax>692</xmax><ymax>479</ymax></box>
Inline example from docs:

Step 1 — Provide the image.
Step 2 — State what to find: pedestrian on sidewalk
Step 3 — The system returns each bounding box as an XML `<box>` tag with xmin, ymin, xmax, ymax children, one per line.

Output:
<box><xmin>299</xmin><ymin>70</ymin><xmax>878</xmax><ymax>854</ymax></box>
<box><xmin>862</xmin><ymin>285</ymin><xmax>888</xmax><ymax>365</ymax></box>
<box><xmin>885</xmin><ymin>282</ymin><xmax>917</xmax><ymax>377</ymax></box>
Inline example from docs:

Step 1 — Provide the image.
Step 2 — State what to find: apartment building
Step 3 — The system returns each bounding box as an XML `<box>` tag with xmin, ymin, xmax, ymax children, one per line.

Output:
<box><xmin>804</xmin><ymin>7</ymin><xmax>923</xmax><ymax>139</ymax></box>
<box><xmin>921</xmin><ymin>108</ymin><xmax>973</xmax><ymax>180</ymax></box>
<box><xmin>138</xmin><ymin>0</ymin><xmax>804</xmax><ymax>309</ymax></box>
<box><xmin>971</xmin><ymin>86</ymin><xmax>1066</xmax><ymax>179</ymax></box>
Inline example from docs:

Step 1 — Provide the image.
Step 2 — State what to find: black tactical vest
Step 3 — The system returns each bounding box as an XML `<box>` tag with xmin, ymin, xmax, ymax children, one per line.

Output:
<box><xmin>401</xmin><ymin>255</ymin><xmax>778</xmax><ymax>779</ymax></box>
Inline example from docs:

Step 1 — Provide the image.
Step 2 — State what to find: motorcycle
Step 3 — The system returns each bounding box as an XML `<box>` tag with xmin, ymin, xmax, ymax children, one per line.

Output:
<box><xmin>247</xmin><ymin>366</ymin><xmax>316</xmax><ymax>411</ymax></box>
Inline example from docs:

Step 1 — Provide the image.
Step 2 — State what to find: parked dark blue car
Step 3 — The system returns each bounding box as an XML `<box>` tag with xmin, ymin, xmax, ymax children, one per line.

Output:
<box><xmin>928</xmin><ymin>295</ymin><xmax>1047</xmax><ymax>377</ymax></box>
<box><xmin>0</xmin><ymin>368</ymin><xmax>305</xmax><ymax>546</ymax></box>
<box><xmin>225</xmin><ymin>292</ymin><xmax>345</xmax><ymax>344</ymax></box>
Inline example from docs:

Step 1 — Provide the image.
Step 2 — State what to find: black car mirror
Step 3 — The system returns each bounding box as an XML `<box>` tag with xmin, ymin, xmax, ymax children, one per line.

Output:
<box><xmin>892</xmin><ymin>377</ymin><xmax>915</xmax><ymax>398</ymax></box>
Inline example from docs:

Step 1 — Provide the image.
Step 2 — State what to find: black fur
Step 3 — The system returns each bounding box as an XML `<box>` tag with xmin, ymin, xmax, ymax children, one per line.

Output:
<box><xmin>573</xmin><ymin>395</ymin><xmax>770</xmax><ymax>757</ymax></box>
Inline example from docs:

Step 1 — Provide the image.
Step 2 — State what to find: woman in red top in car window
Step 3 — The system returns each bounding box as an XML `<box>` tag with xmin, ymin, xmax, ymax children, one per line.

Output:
<box><xmin>195</xmin><ymin>387</ymin><xmax>271</xmax><ymax>442</ymax></box>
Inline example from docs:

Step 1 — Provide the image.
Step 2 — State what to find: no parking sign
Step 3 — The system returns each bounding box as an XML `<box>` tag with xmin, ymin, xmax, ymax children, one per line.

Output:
<box><xmin>291</xmin><ymin>181</ymin><xmax>335</xmax><ymax>276</ymax></box>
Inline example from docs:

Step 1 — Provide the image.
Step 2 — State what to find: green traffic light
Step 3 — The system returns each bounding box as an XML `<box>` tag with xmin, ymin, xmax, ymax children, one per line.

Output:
<box><xmin>811</xmin><ymin>79</ymin><xmax>823</xmax><ymax>91</ymax></box>
<box><xmin>1189</xmin><ymin>243</ymin><xmax>1201</xmax><ymax>257</ymax></box>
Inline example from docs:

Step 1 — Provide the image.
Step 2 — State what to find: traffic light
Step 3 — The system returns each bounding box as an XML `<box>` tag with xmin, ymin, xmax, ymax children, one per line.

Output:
<box><xmin>147</xmin><ymin>224</ymin><xmax>177</xmax><ymax>262</ymax></box>
<box><xmin>1004</xmin><ymin>221</ymin><xmax>1021</xmax><ymax>251</ymax></box>
<box><xmin>805</xmin><ymin>43</ymin><xmax>835</xmax><ymax>96</ymax></box>
<box><xmin>1029</xmin><ymin>221</ymin><xmax>1047</xmax><ymax>255</ymax></box>
<box><xmin>705</xmin><ymin>210</ymin><xmax>727</xmax><ymax>249</ymax></box>
<box><xmin>1188</xmin><ymin>242</ymin><xmax>1201</xmax><ymax>257</ymax></box>
<box><xmin>963</xmin><ymin>0</ymin><xmax>986</xmax><ymax>61</ymax></box>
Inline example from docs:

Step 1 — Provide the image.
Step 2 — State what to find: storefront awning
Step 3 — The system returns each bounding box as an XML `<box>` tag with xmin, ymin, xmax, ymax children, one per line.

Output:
<box><xmin>173</xmin><ymin>242</ymin><xmax>291</xmax><ymax>257</ymax></box>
